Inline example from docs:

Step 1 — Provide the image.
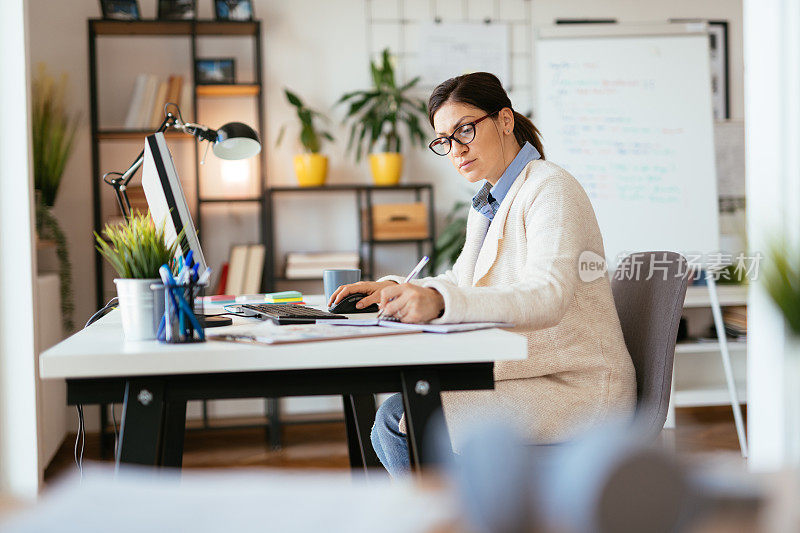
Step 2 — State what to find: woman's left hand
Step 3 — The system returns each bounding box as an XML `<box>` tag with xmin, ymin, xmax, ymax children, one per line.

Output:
<box><xmin>379</xmin><ymin>284</ymin><xmax>445</xmax><ymax>323</ymax></box>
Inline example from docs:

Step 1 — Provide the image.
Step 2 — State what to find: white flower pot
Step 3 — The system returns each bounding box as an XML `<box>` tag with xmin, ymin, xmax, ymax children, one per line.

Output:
<box><xmin>114</xmin><ymin>278</ymin><xmax>163</xmax><ymax>341</ymax></box>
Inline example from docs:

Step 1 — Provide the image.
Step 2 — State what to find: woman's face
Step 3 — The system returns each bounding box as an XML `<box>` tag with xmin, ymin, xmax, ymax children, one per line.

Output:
<box><xmin>432</xmin><ymin>100</ymin><xmax>511</xmax><ymax>184</ymax></box>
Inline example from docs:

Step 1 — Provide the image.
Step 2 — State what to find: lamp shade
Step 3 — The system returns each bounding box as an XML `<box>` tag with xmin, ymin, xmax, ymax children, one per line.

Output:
<box><xmin>212</xmin><ymin>122</ymin><xmax>261</xmax><ymax>160</ymax></box>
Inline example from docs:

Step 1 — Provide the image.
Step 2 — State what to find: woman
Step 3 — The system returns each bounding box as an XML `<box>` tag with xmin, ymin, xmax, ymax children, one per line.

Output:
<box><xmin>329</xmin><ymin>72</ymin><xmax>636</xmax><ymax>476</ymax></box>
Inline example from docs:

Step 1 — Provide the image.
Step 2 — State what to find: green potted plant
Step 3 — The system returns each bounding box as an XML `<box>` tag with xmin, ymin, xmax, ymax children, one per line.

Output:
<box><xmin>32</xmin><ymin>63</ymin><xmax>79</xmax><ymax>332</ymax></box>
<box><xmin>276</xmin><ymin>88</ymin><xmax>335</xmax><ymax>187</ymax></box>
<box><xmin>763</xmin><ymin>238</ymin><xmax>800</xmax><ymax>334</ymax></box>
<box><xmin>337</xmin><ymin>48</ymin><xmax>428</xmax><ymax>185</ymax></box>
<box><xmin>95</xmin><ymin>213</ymin><xmax>181</xmax><ymax>341</ymax></box>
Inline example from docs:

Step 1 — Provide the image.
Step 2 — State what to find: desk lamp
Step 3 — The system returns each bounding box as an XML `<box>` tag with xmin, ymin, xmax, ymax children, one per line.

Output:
<box><xmin>102</xmin><ymin>103</ymin><xmax>261</xmax><ymax>219</ymax></box>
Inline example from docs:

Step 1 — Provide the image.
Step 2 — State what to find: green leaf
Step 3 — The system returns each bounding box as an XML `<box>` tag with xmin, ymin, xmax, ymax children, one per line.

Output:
<box><xmin>275</xmin><ymin>124</ymin><xmax>287</xmax><ymax>147</ymax></box>
<box><xmin>284</xmin><ymin>88</ymin><xmax>303</xmax><ymax>108</ymax></box>
<box><xmin>95</xmin><ymin>212</ymin><xmax>185</xmax><ymax>279</ymax></box>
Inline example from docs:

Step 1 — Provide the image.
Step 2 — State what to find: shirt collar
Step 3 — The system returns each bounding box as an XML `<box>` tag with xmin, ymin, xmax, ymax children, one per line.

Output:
<box><xmin>490</xmin><ymin>141</ymin><xmax>541</xmax><ymax>205</ymax></box>
<box><xmin>471</xmin><ymin>141</ymin><xmax>541</xmax><ymax>220</ymax></box>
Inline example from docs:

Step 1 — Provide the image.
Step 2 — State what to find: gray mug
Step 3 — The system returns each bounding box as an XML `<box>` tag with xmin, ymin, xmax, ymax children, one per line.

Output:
<box><xmin>323</xmin><ymin>269</ymin><xmax>361</xmax><ymax>302</ymax></box>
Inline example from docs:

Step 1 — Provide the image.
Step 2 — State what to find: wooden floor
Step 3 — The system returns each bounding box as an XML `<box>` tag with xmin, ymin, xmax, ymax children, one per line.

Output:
<box><xmin>44</xmin><ymin>405</ymin><xmax>746</xmax><ymax>483</ymax></box>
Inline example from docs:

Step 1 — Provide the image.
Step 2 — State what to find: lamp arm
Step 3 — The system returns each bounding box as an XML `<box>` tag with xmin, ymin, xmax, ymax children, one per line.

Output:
<box><xmin>101</xmin><ymin>105</ymin><xmax>223</xmax><ymax>221</ymax></box>
<box><xmin>105</xmin><ymin>112</ymin><xmax>179</xmax><ymax>219</ymax></box>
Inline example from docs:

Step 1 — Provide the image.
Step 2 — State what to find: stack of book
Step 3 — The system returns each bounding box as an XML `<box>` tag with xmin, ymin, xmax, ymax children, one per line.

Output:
<box><xmin>722</xmin><ymin>305</ymin><xmax>747</xmax><ymax>340</ymax></box>
<box><xmin>124</xmin><ymin>74</ymin><xmax>191</xmax><ymax>130</ymax></box>
<box><xmin>284</xmin><ymin>252</ymin><xmax>360</xmax><ymax>280</ymax></box>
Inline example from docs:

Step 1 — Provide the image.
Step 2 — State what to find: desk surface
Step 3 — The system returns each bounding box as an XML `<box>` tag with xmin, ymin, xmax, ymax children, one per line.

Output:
<box><xmin>40</xmin><ymin>296</ymin><xmax>526</xmax><ymax>380</ymax></box>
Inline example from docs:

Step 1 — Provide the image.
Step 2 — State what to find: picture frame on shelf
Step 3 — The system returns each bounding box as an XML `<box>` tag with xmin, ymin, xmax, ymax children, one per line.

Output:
<box><xmin>99</xmin><ymin>0</ymin><xmax>140</xmax><ymax>20</ymax></box>
<box><xmin>670</xmin><ymin>18</ymin><xmax>730</xmax><ymax>120</ymax></box>
<box><xmin>158</xmin><ymin>0</ymin><xmax>197</xmax><ymax>20</ymax></box>
<box><xmin>195</xmin><ymin>58</ymin><xmax>236</xmax><ymax>85</ymax></box>
<box><xmin>707</xmin><ymin>21</ymin><xmax>730</xmax><ymax>120</ymax></box>
<box><xmin>214</xmin><ymin>0</ymin><xmax>254</xmax><ymax>21</ymax></box>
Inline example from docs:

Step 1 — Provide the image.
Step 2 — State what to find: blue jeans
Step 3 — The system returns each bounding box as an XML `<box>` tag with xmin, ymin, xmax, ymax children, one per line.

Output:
<box><xmin>371</xmin><ymin>393</ymin><xmax>410</xmax><ymax>476</ymax></box>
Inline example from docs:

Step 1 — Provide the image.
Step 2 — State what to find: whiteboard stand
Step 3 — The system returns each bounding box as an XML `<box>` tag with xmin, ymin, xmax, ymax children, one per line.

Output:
<box><xmin>705</xmin><ymin>270</ymin><xmax>748</xmax><ymax>457</ymax></box>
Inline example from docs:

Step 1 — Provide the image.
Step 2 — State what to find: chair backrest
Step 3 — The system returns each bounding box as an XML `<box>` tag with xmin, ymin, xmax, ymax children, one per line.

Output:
<box><xmin>610</xmin><ymin>251</ymin><xmax>689</xmax><ymax>440</ymax></box>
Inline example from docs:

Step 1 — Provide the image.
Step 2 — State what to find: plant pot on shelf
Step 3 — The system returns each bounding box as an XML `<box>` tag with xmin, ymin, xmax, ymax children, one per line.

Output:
<box><xmin>114</xmin><ymin>279</ymin><xmax>165</xmax><ymax>341</ymax></box>
<box><xmin>293</xmin><ymin>153</ymin><xmax>328</xmax><ymax>187</ymax></box>
<box><xmin>369</xmin><ymin>152</ymin><xmax>403</xmax><ymax>186</ymax></box>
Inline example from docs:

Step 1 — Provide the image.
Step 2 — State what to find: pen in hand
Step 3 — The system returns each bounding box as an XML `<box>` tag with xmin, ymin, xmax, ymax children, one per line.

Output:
<box><xmin>376</xmin><ymin>255</ymin><xmax>429</xmax><ymax>320</ymax></box>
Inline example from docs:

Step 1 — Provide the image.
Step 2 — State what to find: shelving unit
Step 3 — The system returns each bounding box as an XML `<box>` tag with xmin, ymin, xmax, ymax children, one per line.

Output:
<box><xmin>263</xmin><ymin>184</ymin><xmax>436</xmax><ymax>291</ymax></box>
<box><xmin>668</xmin><ymin>284</ymin><xmax>748</xmax><ymax>415</ymax></box>
<box><xmin>87</xmin><ymin>18</ymin><xmax>269</xmax><ymax>456</ymax></box>
<box><xmin>87</xmin><ymin>18</ymin><xmax>267</xmax><ymax>309</ymax></box>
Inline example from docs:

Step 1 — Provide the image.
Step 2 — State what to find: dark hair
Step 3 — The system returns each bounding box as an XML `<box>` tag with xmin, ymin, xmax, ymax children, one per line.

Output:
<box><xmin>427</xmin><ymin>72</ymin><xmax>545</xmax><ymax>159</ymax></box>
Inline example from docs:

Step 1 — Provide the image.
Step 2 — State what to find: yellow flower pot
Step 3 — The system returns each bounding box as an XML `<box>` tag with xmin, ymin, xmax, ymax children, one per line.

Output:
<box><xmin>293</xmin><ymin>153</ymin><xmax>328</xmax><ymax>187</ymax></box>
<box><xmin>369</xmin><ymin>152</ymin><xmax>403</xmax><ymax>186</ymax></box>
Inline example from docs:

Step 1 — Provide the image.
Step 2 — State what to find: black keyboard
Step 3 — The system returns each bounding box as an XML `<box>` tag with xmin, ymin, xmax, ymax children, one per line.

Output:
<box><xmin>240</xmin><ymin>304</ymin><xmax>347</xmax><ymax>325</ymax></box>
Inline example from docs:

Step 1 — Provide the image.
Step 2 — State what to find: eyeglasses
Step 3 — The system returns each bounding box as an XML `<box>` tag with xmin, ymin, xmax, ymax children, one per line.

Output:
<box><xmin>428</xmin><ymin>111</ymin><xmax>499</xmax><ymax>156</ymax></box>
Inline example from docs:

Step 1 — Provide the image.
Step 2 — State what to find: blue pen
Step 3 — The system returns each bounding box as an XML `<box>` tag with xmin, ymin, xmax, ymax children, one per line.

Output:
<box><xmin>160</xmin><ymin>265</ymin><xmax>185</xmax><ymax>339</ymax></box>
<box><xmin>171</xmin><ymin>287</ymin><xmax>205</xmax><ymax>340</ymax></box>
<box><xmin>186</xmin><ymin>250</ymin><xmax>194</xmax><ymax>268</ymax></box>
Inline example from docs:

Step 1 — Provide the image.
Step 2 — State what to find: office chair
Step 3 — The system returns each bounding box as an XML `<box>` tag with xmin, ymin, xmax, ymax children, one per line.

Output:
<box><xmin>610</xmin><ymin>251</ymin><xmax>690</xmax><ymax>440</ymax></box>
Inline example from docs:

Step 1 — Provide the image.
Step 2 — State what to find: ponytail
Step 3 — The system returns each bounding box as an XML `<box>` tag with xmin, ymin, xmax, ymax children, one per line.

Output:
<box><xmin>428</xmin><ymin>72</ymin><xmax>546</xmax><ymax>160</ymax></box>
<box><xmin>512</xmin><ymin>111</ymin><xmax>545</xmax><ymax>159</ymax></box>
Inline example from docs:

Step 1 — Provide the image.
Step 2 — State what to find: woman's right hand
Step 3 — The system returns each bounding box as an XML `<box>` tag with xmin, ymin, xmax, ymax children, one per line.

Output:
<box><xmin>328</xmin><ymin>280</ymin><xmax>398</xmax><ymax>309</ymax></box>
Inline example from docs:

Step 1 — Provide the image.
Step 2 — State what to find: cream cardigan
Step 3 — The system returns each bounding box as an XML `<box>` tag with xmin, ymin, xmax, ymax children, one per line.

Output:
<box><xmin>381</xmin><ymin>159</ymin><xmax>636</xmax><ymax>446</ymax></box>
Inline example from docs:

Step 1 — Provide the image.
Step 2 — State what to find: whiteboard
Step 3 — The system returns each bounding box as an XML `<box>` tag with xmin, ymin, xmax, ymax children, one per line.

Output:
<box><xmin>535</xmin><ymin>28</ymin><xmax>719</xmax><ymax>268</ymax></box>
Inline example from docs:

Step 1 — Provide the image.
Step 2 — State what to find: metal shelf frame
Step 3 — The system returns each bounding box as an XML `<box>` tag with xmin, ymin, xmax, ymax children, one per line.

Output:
<box><xmin>263</xmin><ymin>184</ymin><xmax>436</xmax><ymax>291</ymax></box>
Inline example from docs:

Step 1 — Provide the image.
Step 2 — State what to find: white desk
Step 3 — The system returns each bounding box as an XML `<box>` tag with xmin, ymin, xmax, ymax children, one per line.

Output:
<box><xmin>40</xmin><ymin>300</ymin><xmax>526</xmax><ymax>472</ymax></box>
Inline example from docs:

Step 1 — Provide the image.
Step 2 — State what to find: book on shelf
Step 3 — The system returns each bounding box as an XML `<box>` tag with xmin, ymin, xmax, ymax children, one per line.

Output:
<box><xmin>215</xmin><ymin>262</ymin><xmax>229</xmax><ymax>295</ymax></box>
<box><xmin>137</xmin><ymin>75</ymin><xmax>159</xmax><ymax>130</ymax></box>
<box><xmin>124</xmin><ymin>74</ymin><xmax>188</xmax><ymax>130</ymax></box>
<box><xmin>179</xmin><ymin>81</ymin><xmax>192</xmax><ymax>119</ymax></box>
<box><xmin>722</xmin><ymin>305</ymin><xmax>747</xmax><ymax>338</ymax></box>
<box><xmin>226</xmin><ymin>244</ymin><xmax>266</xmax><ymax>295</ymax></box>
<box><xmin>164</xmin><ymin>75</ymin><xmax>183</xmax><ymax>111</ymax></box>
<box><xmin>284</xmin><ymin>251</ymin><xmax>360</xmax><ymax>279</ymax></box>
<box><xmin>124</xmin><ymin>74</ymin><xmax>149</xmax><ymax>129</ymax></box>
<box><xmin>149</xmin><ymin>80</ymin><xmax>169</xmax><ymax>128</ymax></box>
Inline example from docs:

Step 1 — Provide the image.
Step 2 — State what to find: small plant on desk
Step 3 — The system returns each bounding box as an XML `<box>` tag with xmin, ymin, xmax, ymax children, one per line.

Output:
<box><xmin>94</xmin><ymin>213</ymin><xmax>183</xmax><ymax>341</ymax></box>
<box><xmin>94</xmin><ymin>212</ymin><xmax>181</xmax><ymax>279</ymax></box>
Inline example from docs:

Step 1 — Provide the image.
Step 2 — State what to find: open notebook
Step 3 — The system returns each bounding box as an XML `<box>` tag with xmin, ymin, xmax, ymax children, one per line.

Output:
<box><xmin>208</xmin><ymin>322</ymin><xmax>415</xmax><ymax>345</ymax></box>
<box><xmin>324</xmin><ymin>318</ymin><xmax>513</xmax><ymax>334</ymax></box>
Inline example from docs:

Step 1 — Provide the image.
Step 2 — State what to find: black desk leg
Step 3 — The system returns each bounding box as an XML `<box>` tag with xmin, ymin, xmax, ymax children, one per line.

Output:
<box><xmin>342</xmin><ymin>394</ymin><xmax>382</xmax><ymax>472</ymax></box>
<box><xmin>267</xmin><ymin>398</ymin><xmax>281</xmax><ymax>450</ymax></box>
<box><xmin>99</xmin><ymin>403</ymin><xmax>111</xmax><ymax>459</ymax></box>
<box><xmin>401</xmin><ymin>368</ymin><xmax>450</xmax><ymax>471</ymax></box>
<box><xmin>161</xmin><ymin>401</ymin><xmax>187</xmax><ymax>468</ymax></box>
<box><xmin>117</xmin><ymin>379</ymin><xmax>166</xmax><ymax>467</ymax></box>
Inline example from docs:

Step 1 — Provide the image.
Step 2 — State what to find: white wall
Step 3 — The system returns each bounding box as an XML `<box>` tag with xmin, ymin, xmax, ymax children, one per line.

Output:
<box><xmin>0</xmin><ymin>0</ymin><xmax>41</xmax><ymax>497</ymax></box>
<box><xmin>26</xmin><ymin>0</ymin><xmax>743</xmax><ymax>425</ymax></box>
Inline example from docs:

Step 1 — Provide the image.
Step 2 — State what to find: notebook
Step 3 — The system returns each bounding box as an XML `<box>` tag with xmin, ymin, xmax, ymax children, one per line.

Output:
<box><xmin>208</xmin><ymin>322</ymin><xmax>417</xmax><ymax>345</ymax></box>
<box><xmin>325</xmin><ymin>318</ymin><xmax>513</xmax><ymax>334</ymax></box>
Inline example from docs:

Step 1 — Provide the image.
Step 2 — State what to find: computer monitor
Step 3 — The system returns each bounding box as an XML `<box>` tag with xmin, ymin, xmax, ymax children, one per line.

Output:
<box><xmin>141</xmin><ymin>132</ymin><xmax>208</xmax><ymax>271</ymax></box>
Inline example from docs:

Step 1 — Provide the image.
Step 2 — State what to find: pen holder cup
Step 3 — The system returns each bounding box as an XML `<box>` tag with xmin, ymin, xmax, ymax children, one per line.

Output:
<box><xmin>158</xmin><ymin>281</ymin><xmax>206</xmax><ymax>343</ymax></box>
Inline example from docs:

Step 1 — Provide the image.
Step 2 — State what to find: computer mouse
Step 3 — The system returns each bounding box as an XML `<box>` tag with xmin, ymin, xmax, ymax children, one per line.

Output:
<box><xmin>329</xmin><ymin>293</ymin><xmax>379</xmax><ymax>314</ymax></box>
